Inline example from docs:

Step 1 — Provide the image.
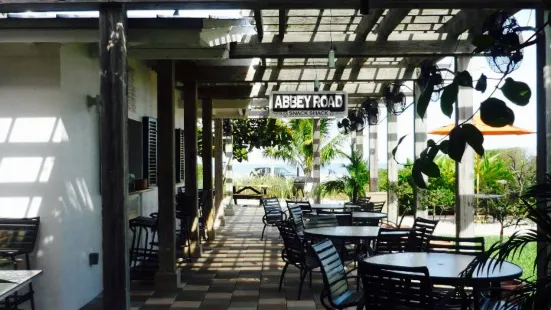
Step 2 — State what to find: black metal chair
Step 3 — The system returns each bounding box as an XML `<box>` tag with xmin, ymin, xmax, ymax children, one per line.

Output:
<box><xmin>304</xmin><ymin>214</ymin><xmax>338</xmax><ymax>229</ymax></box>
<box><xmin>286</xmin><ymin>200</ymin><xmax>313</xmax><ymax>217</ymax></box>
<box><xmin>276</xmin><ymin>220</ymin><xmax>319</xmax><ymax>299</ymax></box>
<box><xmin>310</xmin><ymin>240</ymin><xmax>363</xmax><ymax>310</ymax></box>
<box><xmin>129</xmin><ymin>215</ymin><xmax>159</xmax><ymax>280</ymax></box>
<box><xmin>287</xmin><ymin>203</ymin><xmax>305</xmax><ymax>236</ymax></box>
<box><xmin>0</xmin><ymin>217</ymin><xmax>40</xmax><ymax>310</ymax></box>
<box><xmin>427</xmin><ymin>235</ymin><xmax>485</xmax><ymax>255</ymax></box>
<box><xmin>412</xmin><ymin>217</ymin><xmax>439</xmax><ymax>250</ymax></box>
<box><xmin>359</xmin><ymin>261</ymin><xmax>435</xmax><ymax>310</ymax></box>
<box><xmin>374</xmin><ymin>228</ymin><xmax>411</xmax><ymax>254</ymax></box>
<box><xmin>260</xmin><ymin>197</ymin><xmax>287</xmax><ymax>240</ymax></box>
<box><xmin>369</xmin><ymin>201</ymin><xmax>386</xmax><ymax>213</ymax></box>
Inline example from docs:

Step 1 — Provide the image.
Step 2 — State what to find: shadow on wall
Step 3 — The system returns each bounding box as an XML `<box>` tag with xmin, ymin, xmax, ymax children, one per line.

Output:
<box><xmin>0</xmin><ymin>112</ymin><xmax>101</xmax><ymax>309</ymax></box>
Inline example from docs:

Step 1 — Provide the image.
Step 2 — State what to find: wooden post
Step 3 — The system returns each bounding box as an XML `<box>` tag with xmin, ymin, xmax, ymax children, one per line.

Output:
<box><xmin>312</xmin><ymin>119</ymin><xmax>321</xmax><ymax>203</ymax></box>
<box><xmin>413</xmin><ymin>80</ymin><xmax>428</xmax><ymax>218</ymax></box>
<box><xmin>455</xmin><ymin>56</ymin><xmax>475</xmax><ymax>237</ymax></box>
<box><xmin>224</xmin><ymin>121</ymin><xmax>235</xmax><ymax>216</ymax></box>
<box><xmin>202</xmin><ymin>99</ymin><xmax>214</xmax><ymax>240</ymax></box>
<box><xmin>214</xmin><ymin>119</ymin><xmax>224</xmax><ymax>226</ymax></box>
<box><xmin>155</xmin><ymin>60</ymin><xmax>179</xmax><ymax>291</ymax></box>
<box><xmin>536</xmin><ymin>9</ymin><xmax>550</xmax><ymax>281</ymax></box>
<box><xmin>387</xmin><ymin>112</ymin><xmax>399</xmax><ymax>224</ymax></box>
<box><xmin>369</xmin><ymin>124</ymin><xmax>378</xmax><ymax>191</ymax></box>
<box><xmin>99</xmin><ymin>4</ymin><xmax>129</xmax><ymax>309</ymax></box>
<box><xmin>183</xmin><ymin>82</ymin><xmax>200</xmax><ymax>253</ymax></box>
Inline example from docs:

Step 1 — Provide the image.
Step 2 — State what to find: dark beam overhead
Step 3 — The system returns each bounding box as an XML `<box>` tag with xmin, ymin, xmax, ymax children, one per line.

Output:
<box><xmin>279</xmin><ymin>9</ymin><xmax>288</xmax><ymax>40</ymax></box>
<box><xmin>0</xmin><ymin>0</ymin><xmax>540</xmax><ymax>13</ymax></box>
<box><xmin>229</xmin><ymin>40</ymin><xmax>474</xmax><ymax>59</ymax></box>
<box><xmin>253</xmin><ymin>9</ymin><xmax>263</xmax><ymax>43</ymax></box>
<box><xmin>375</xmin><ymin>9</ymin><xmax>410</xmax><ymax>42</ymax></box>
<box><xmin>194</xmin><ymin>85</ymin><xmax>253</xmax><ymax>99</ymax></box>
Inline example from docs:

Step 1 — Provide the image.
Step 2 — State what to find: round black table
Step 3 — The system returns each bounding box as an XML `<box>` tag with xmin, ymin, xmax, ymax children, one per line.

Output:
<box><xmin>352</xmin><ymin>211</ymin><xmax>387</xmax><ymax>220</ymax></box>
<box><xmin>310</xmin><ymin>203</ymin><xmax>362</xmax><ymax>211</ymax></box>
<box><xmin>304</xmin><ymin>226</ymin><xmax>408</xmax><ymax>240</ymax></box>
<box><xmin>363</xmin><ymin>252</ymin><xmax>522</xmax><ymax>285</ymax></box>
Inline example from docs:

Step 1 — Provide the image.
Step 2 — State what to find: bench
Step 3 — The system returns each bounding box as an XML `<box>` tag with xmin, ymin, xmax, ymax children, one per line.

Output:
<box><xmin>233</xmin><ymin>186</ymin><xmax>266</xmax><ymax>204</ymax></box>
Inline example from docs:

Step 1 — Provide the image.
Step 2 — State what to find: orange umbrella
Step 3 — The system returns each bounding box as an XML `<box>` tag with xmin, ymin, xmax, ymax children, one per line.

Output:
<box><xmin>428</xmin><ymin>114</ymin><xmax>534</xmax><ymax>136</ymax></box>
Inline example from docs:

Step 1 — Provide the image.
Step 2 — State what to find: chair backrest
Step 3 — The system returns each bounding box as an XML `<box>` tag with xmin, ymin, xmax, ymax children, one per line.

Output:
<box><xmin>261</xmin><ymin>197</ymin><xmax>284</xmax><ymax>224</ymax></box>
<box><xmin>370</xmin><ymin>201</ymin><xmax>385</xmax><ymax>213</ymax></box>
<box><xmin>357</xmin><ymin>196</ymin><xmax>371</xmax><ymax>204</ymax></box>
<box><xmin>405</xmin><ymin>226</ymin><xmax>427</xmax><ymax>252</ymax></box>
<box><xmin>305</xmin><ymin>215</ymin><xmax>338</xmax><ymax>229</ymax></box>
<box><xmin>276</xmin><ymin>220</ymin><xmax>306</xmax><ymax>265</ymax></box>
<box><xmin>286</xmin><ymin>200</ymin><xmax>312</xmax><ymax>213</ymax></box>
<box><xmin>0</xmin><ymin>217</ymin><xmax>40</xmax><ymax>254</ymax></box>
<box><xmin>311</xmin><ymin>240</ymin><xmax>353</xmax><ymax>308</ymax></box>
<box><xmin>413</xmin><ymin>217</ymin><xmax>439</xmax><ymax>248</ymax></box>
<box><xmin>427</xmin><ymin>235</ymin><xmax>485</xmax><ymax>254</ymax></box>
<box><xmin>287</xmin><ymin>204</ymin><xmax>305</xmax><ymax>232</ymax></box>
<box><xmin>375</xmin><ymin>228</ymin><xmax>411</xmax><ymax>254</ymax></box>
<box><xmin>359</xmin><ymin>261</ymin><xmax>434</xmax><ymax>310</ymax></box>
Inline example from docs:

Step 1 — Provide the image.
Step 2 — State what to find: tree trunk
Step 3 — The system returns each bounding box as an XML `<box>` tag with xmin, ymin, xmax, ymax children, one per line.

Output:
<box><xmin>499</xmin><ymin>225</ymin><xmax>504</xmax><ymax>244</ymax></box>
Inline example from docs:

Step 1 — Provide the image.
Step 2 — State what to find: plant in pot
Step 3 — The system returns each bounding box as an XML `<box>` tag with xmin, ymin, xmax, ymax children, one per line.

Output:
<box><xmin>321</xmin><ymin>144</ymin><xmax>369</xmax><ymax>203</ymax></box>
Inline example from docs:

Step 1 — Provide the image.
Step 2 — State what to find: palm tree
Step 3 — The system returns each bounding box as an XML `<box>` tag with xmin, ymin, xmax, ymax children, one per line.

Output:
<box><xmin>321</xmin><ymin>144</ymin><xmax>369</xmax><ymax>203</ymax></box>
<box><xmin>263</xmin><ymin>119</ymin><xmax>344</xmax><ymax>176</ymax></box>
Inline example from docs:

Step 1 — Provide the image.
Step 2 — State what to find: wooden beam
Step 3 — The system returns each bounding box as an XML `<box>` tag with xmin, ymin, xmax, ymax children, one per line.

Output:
<box><xmin>195</xmin><ymin>85</ymin><xmax>253</xmax><ymax>99</ymax></box>
<box><xmin>202</xmin><ymin>99</ymin><xmax>214</xmax><ymax>240</ymax></box>
<box><xmin>99</xmin><ymin>4</ymin><xmax>129</xmax><ymax>310</ymax></box>
<box><xmin>253</xmin><ymin>9</ymin><xmax>263</xmax><ymax>43</ymax></box>
<box><xmin>155</xmin><ymin>60</ymin><xmax>179</xmax><ymax>291</ymax></box>
<box><xmin>375</xmin><ymin>9</ymin><xmax>409</xmax><ymax>42</ymax></box>
<box><xmin>279</xmin><ymin>9</ymin><xmax>288</xmax><ymax>40</ymax></box>
<box><xmin>214</xmin><ymin>119</ymin><xmax>224</xmax><ymax>223</ymax></box>
<box><xmin>0</xmin><ymin>0</ymin><xmax>540</xmax><ymax>13</ymax></box>
<box><xmin>229</xmin><ymin>40</ymin><xmax>475</xmax><ymax>59</ymax></box>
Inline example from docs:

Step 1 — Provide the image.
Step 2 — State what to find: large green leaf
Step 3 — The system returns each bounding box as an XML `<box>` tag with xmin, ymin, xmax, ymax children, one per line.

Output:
<box><xmin>454</xmin><ymin>71</ymin><xmax>473</xmax><ymax>87</ymax></box>
<box><xmin>462</xmin><ymin>124</ymin><xmax>485</xmax><ymax>156</ymax></box>
<box><xmin>412</xmin><ymin>160</ymin><xmax>427</xmax><ymax>189</ymax></box>
<box><xmin>438</xmin><ymin>140</ymin><xmax>450</xmax><ymax>155</ymax></box>
<box><xmin>440</xmin><ymin>83</ymin><xmax>458</xmax><ymax>118</ymax></box>
<box><xmin>419</xmin><ymin>158</ymin><xmax>441</xmax><ymax>178</ymax></box>
<box><xmin>392</xmin><ymin>135</ymin><xmax>408</xmax><ymax>161</ymax></box>
<box><xmin>501</xmin><ymin>77</ymin><xmax>531</xmax><ymax>106</ymax></box>
<box><xmin>417</xmin><ymin>83</ymin><xmax>434</xmax><ymax>119</ymax></box>
<box><xmin>427</xmin><ymin>146</ymin><xmax>440</xmax><ymax>161</ymax></box>
<box><xmin>448</xmin><ymin>126</ymin><xmax>466</xmax><ymax>162</ymax></box>
<box><xmin>480</xmin><ymin>98</ymin><xmax>515</xmax><ymax>127</ymax></box>
<box><xmin>475</xmin><ymin>73</ymin><xmax>488</xmax><ymax>93</ymax></box>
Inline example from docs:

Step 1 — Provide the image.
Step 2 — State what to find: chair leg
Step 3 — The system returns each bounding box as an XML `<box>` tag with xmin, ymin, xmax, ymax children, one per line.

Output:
<box><xmin>309</xmin><ymin>270</ymin><xmax>312</xmax><ymax>288</ymax></box>
<box><xmin>298</xmin><ymin>269</ymin><xmax>308</xmax><ymax>300</ymax></box>
<box><xmin>261</xmin><ymin>224</ymin><xmax>267</xmax><ymax>241</ymax></box>
<box><xmin>279</xmin><ymin>263</ymin><xmax>289</xmax><ymax>292</ymax></box>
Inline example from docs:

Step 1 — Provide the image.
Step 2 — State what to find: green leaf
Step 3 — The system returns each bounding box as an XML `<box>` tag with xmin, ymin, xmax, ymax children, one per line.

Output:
<box><xmin>440</xmin><ymin>83</ymin><xmax>458</xmax><ymax>118</ymax></box>
<box><xmin>462</xmin><ymin>124</ymin><xmax>485</xmax><ymax>156</ymax></box>
<box><xmin>412</xmin><ymin>160</ymin><xmax>427</xmax><ymax>189</ymax></box>
<box><xmin>417</xmin><ymin>83</ymin><xmax>434</xmax><ymax>119</ymax></box>
<box><xmin>392</xmin><ymin>135</ymin><xmax>408</xmax><ymax>161</ymax></box>
<box><xmin>480</xmin><ymin>98</ymin><xmax>515</xmax><ymax>127</ymax></box>
<box><xmin>427</xmin><ymin>139</ymin><xmax>436</xmax><ymax>147</ymax></box>
<box><xmin>472</xmin><ymin>35</ymin><xmax>496</xmax><ymax>53</ymax></box>
<box><xmin>500</xmin><ymin>77</ymin><xmax>531</xmax><ymax>106</ymax></box>
<box><xmin>438</xmin><ymin>140</ymin><xmax>450</xmax><ymax>155</ymax></box>
<box><xmin>475</xmin><ymin>74</ymin><xmax>487</xmax><ymax>93</ymax></box>
<box><xmin>454</xmin><ymin>71</ymin><xmax>473</xmax><ymax>87</ymax></box>
<box><xmin>448</xmin><ymin>126</ymin><xmax>466</xmax><ymax>162</ymax></box>
<box><xmin>419</xmin><ymin>158</ymin><xmax>441</xmax><ymax>178</ymax></box>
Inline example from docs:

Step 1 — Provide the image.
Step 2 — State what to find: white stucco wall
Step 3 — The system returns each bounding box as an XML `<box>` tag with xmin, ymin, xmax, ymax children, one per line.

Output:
<box><xmin>0</xmin><ymin>43</ymin><xmax>175</xmax><ymax>309</ymax></box>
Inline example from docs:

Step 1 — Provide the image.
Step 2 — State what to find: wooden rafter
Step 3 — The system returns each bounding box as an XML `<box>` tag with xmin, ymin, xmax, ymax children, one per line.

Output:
<box><xmin>375</xmin><ymin>9</ymin><xmax>410</xmax><ymax>42</ymax></box>
<box><xmin>253</xmin><ymin>9</ymin><xmax>263</xmax><ymax>42</ymax></box>
<box><xmin>279</xmin><ymin>9</ymin><xmax>288</xmax><ymax>39</ymax></box>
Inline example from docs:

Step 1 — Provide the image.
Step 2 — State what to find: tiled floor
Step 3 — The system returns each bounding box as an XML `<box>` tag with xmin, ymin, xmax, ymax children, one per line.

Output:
<box><xmin>83</xmin><ymin>205</ymin><xmax>330</xmax><ymax>310</ymax></box>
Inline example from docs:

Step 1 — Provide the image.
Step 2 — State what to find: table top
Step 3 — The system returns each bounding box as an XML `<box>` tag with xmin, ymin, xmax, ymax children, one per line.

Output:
<box><xmin>304</xmin><ymin>226</ymin><xmax>408</xmax><ymax>239</ymax></box>
<box><xmin>0</xmin><ymin>270</ymin><xmax>42</xmax><ymax>300</ymax></box>
<box><xmin>352</xmin><ymin>211</ymin><xmax>388</xmax><ymax>220</ymax></box>
<box><xmin>364</xmin><ymin>252</ymin><xmax>522</xmax><ymax>284</ymax></box>
<box><xmin>310</xmin><ymin>204</ymin><xmax>361</xmax><ymax>210</ymax></box>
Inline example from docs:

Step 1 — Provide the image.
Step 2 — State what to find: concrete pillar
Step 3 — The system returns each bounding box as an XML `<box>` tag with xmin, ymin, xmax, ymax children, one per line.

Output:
<box><xmin>224</xmin><ymin>120</ymin><xmax>235</xmax><ymax>216</ymax></box>
<box><xmin>455</xmin><ymin>56</ymin><xmax>475</xmax><ymax>237</ymax></box>
<box><xmin>369</xmin><ymin>124</ymin><xmax>378</xmax><ymax>191</ymax></box>
<box><xmin>355</xmin><ymin>130</ymin><xmax>364</xmax><ymax>154</ymax></box>
<box><xmin>413</xmin><ymin>80</ymin><xmax>428</xmax><ymax>218</ymax></box>
<box><xmin>387</xmin><ymin>112</ymin><xmax>399</xmax><ymax>224</ymax></box>
<box><xmin>202</xmin><ymin>99</ymin><xmax>214</xmax><ymax>240</ymax></box>
<box><xmin>183</xmin><ymin>81</ymin><xmax>200</xmax><ymax>254</ymax></box>
<box><xmin>214</xmin><ymin>119</ymin><xmax>224</xmax><ymax>226</ymax></box>
<box><xmin>351</xmin><ymin>130</ymin><xmax>357</xmax><ymax>152</ymax></box>
<box><xmin>313</xmin><ymin>119</ymin><xmax>321</xmax><ymax>203</ymax></box>
<box><xmin>155</xmin><ymin>60</ymin><xmax>179</xmax><ymax>291</ymax></box>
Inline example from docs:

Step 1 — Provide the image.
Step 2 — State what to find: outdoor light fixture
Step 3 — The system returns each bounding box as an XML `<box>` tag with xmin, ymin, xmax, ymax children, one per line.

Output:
<box><xmin>328</xmin><ymin>49</ymin><xmax>335</xmax><ymax>68</ymax></box>
<box><xmin>382</xmin><ymin>83</ymin><xmax>407</xmax><ymax>115</ymax></box>
<box><xmin>362</xmin><ymin>98</ymin><xmax>380</xmax><ymax>125</ymax></box>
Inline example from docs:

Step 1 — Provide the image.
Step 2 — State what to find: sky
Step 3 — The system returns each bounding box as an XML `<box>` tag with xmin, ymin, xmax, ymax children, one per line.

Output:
<box><xmin>245</xmin><ymin>9</ymin><xmax>538</xmax><ymax>168</ymax></box>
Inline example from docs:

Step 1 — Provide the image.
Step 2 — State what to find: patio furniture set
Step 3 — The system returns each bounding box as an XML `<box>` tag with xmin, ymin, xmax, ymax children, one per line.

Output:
<box><xmin>260</xmin><ymin>197</ymin><xmax>523</xmax><ymax>310</ymax></box>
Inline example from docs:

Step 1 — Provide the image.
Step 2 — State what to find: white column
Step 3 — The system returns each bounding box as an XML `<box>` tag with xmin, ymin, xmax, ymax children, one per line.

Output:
<box><xmin>413</xmin><ymin>80</ymin><xmax>428</xmax><ymax>218</ymax></box>
<box><xmin>387</xmin><ymin>112</ymin><xmax>399</xmax><ymax>224</ymax></box>
<box><xmin>224</xmin><ymin>120</ymin><xmax>235</xmax><ymax>216</ymax></box>
<box><xmin>313</xmin><ymin>119</ymin><xmax>321</xmax><ymax>203</ymax></box>
<box><xmin>356</xmin><ymin>129</ymin><xmax>364</xmax><ymax>154</ymax></box>
<box><xmin>455</xmin><ymin>56</ymin><xmax>475</xmax><ymax>237</ymax></box>
<box><xmin>369</xmin><ymin>124</ymin><xmax>378</xmax><ymax>191</ymax></box>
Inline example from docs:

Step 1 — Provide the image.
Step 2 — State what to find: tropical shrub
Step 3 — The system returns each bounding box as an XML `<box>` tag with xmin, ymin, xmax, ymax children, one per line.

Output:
<box><xmin>235</xmin><ymin>176</ymin><xmax>294</xmax><ymax>199</ymax></box>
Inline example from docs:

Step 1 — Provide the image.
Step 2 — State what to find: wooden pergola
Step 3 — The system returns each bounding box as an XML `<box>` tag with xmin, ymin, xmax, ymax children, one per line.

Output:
<box><xmin>0</xmin><ymin>1</ymin><xmax>547</xmax><ymax>309</ymax></box>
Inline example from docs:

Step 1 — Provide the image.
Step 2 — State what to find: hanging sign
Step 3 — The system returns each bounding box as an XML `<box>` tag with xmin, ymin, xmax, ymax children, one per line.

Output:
<box><xmin>268</xmin><ymin>91</ymin><xmax>348</xmax><ymax>118</ymax></box>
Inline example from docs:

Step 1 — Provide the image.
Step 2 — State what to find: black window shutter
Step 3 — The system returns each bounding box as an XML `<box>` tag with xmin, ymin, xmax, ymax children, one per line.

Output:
<box><xmin>175</xmin><ymin>129</ymin><xmax>185</xmax><ymax>183</ymax></box>
<box><xmin>142</xmin><ymin>117</ymin><xmax>158</xmax><ymax>186</ymax></box>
